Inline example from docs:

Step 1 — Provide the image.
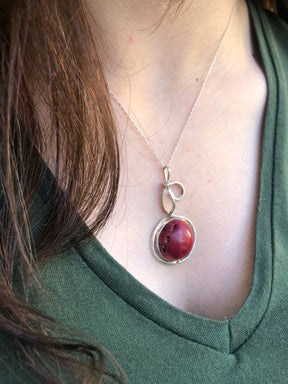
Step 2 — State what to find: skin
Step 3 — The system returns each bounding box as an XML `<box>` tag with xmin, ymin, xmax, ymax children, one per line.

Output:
<box><xmin>88</xmin><ymin>0</ymin><xmax>267</xmax><ymax>321</ymax></box>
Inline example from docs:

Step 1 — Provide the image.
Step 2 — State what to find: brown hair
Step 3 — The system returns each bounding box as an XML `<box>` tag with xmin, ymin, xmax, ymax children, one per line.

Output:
<box><xmin>0</xmin><ymin>0</ymin><xmax>287</xmax><ymax>383</ymax></box>
<box><xmin>0</xmin><ymin>0</ymin><xmax>120</xmax><ymax>382</ymax></box>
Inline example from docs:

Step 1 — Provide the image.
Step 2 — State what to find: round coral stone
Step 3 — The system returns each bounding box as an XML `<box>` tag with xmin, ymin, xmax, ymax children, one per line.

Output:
<box><xmin>158</xmin><ymin>219</ymin><xmax>194</xmax><ymax>262</ymax></box>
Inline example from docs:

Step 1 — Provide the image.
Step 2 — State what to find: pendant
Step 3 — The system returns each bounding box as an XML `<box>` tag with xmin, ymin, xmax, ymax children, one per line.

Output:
<box><xmin>151</xmin><ymin>167</ymin><xmax>196</xmax><ymax>264</ymax></box>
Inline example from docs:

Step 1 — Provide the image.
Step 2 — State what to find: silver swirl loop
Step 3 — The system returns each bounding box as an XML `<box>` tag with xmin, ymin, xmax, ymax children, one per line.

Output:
<box><xmin>161</xmin><ymin>166</ymin><xmax>185</xmax><ymax>216</ymax></box>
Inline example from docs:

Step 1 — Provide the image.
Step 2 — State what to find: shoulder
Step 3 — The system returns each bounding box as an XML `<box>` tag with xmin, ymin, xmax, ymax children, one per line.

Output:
<box><xmin>248</xmin><ymin>0</ymin><xmax>288</xmax><ymax>83</ymax></box>
<box><xmin>257</xmin><ymin>4</ymin><xmax>288</xmax><ymax>63</ymax></box>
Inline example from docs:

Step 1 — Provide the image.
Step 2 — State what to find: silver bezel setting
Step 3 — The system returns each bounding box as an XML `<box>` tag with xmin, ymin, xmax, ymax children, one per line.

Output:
<box><xmin>151</xmin><ymin>215</ymin><xmax>196</xmax><ymax>265</ymax></box>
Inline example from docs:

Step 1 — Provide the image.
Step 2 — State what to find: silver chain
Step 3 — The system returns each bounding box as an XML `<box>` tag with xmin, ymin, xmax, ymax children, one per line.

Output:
<box><xmin>109</xmin><ymin>0</ymin><xmax>237</xmax><ymax>169</ymax></box>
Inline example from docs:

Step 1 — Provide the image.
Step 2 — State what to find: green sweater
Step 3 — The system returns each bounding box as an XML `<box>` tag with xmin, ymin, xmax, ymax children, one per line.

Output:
<box><xmin>1</xmin><ymin>1</ymin><xmax>288</xmax><ymax>383</ymax></box>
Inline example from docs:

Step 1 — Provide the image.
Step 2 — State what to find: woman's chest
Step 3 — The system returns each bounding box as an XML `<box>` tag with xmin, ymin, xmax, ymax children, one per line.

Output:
<box><xmin>98</xmin><ymin>64</ymin><xmax>267</xmax><ymax>320</ymax></box>
<box><xmin>99</xmin><ymin>129</ymin><xmax>263</xmax><ymax>319</ymax></box>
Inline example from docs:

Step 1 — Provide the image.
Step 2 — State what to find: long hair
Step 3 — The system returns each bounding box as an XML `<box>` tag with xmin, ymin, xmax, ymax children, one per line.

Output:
<box><xmin>0</xmin><ymin>0</ymin><xmax>120</xmax><ymax>382</ymax></box>
<box><xmin>0</xmin><ymin>0</ymin><xmax>286</xmax><ymax>383</ymax></box>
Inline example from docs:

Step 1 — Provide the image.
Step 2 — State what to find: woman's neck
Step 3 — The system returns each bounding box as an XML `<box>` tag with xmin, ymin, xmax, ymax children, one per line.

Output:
<box><xmin>88</xmin><ymin>0</ymin><xmax>251</xmax><ymax>138</ymax></box>
<box><xmin>88</xmin><ymin>0</ymin><xmax>242</xmax><ymax>87</ymax></box>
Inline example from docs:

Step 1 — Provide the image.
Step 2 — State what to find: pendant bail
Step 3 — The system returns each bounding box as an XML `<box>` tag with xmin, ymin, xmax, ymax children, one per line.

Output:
<box><xmin>161</xmin><ymin>166</ymin><xmax>185</xmax><ymax>216</ymax></box>
<box><xmin>163</xmin><ymin>166</ymin><xmax>171</xmax><ymax>186</ymax></box>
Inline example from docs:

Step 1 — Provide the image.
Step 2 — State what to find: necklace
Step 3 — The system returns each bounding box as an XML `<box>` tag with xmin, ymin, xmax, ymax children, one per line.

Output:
<box><xmin>109</xmin><ymin>0</ymin><xmax>237</xmax><ymax>265</ymax></box>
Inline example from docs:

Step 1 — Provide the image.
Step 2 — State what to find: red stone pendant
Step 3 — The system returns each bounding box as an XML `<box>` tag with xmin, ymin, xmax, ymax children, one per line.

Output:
<box><xmin>159</xmin><ymin>218</ymin><xmax>195</xmax><ymax>261</ymax></box>
<box><xmin>152</xmin><ymin>215</ymin><xmax>196</xmax><ymax>264</ymax></box>
<box><xmin>151</xmin><ymin>166</ymin><xmax>196</xmax><ymax>264</ymax></box>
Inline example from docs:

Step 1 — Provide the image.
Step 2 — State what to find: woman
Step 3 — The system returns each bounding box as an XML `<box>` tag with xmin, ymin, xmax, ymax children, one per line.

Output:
<box><xmin>0</xmin><ymin>0</ymin><xmax>288</xmax><ymax>382</ymax></box>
